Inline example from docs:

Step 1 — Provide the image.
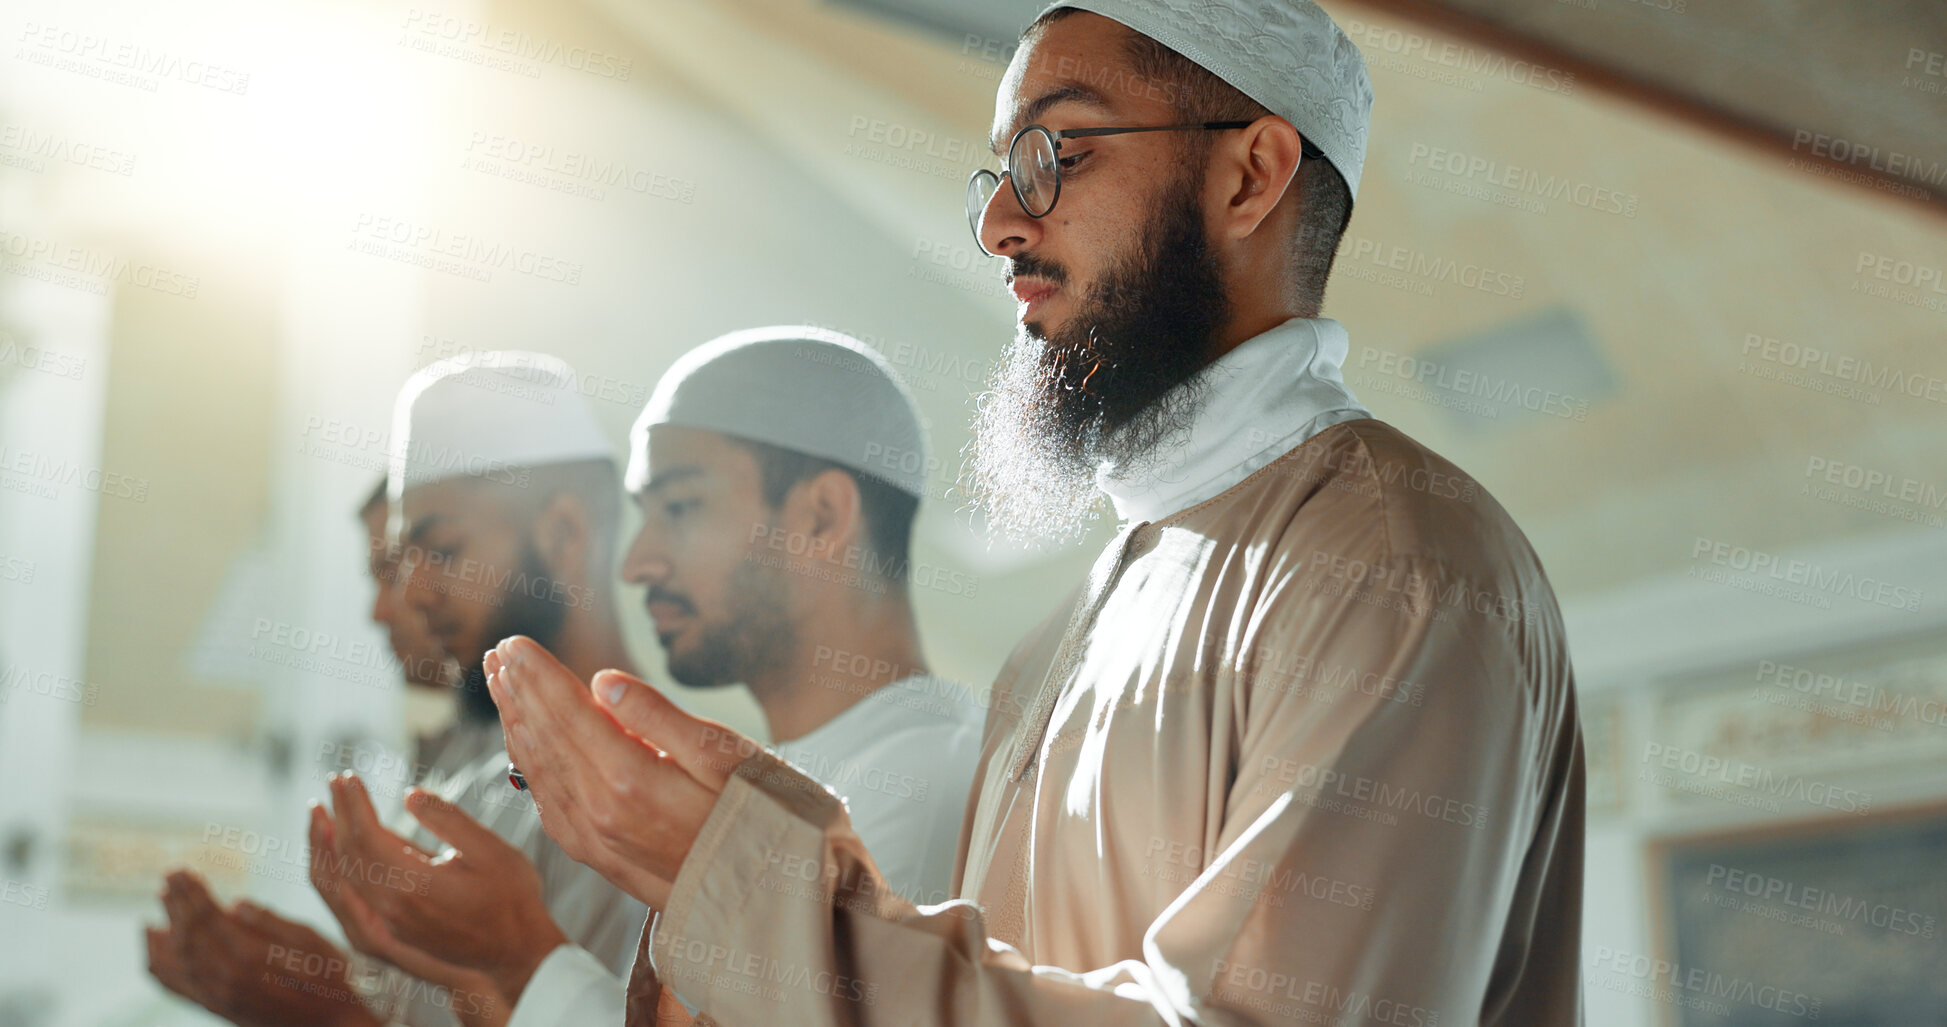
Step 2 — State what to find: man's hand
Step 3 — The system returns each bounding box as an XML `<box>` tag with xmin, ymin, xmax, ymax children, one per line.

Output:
<box><xmin>483</xmin><ymin>635</ymin><xmax>755</xmax><ymax>909</ymax></box>
<box><xmin>312</xmin><ymin>774</ymin><xmax>565</xmax><ymax>1003</ymax></box>
<box><xmin>145</xmin><ymin>869</ymin><xmax>382</xmax><ymax>1027</ymax></box>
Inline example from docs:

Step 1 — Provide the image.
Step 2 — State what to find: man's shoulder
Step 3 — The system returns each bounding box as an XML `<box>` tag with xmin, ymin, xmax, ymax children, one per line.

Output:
<box><xmin>1218</xmin><ymin>419</ymin><xmax>1535</xmax><ymax>575</ymax></box>
<box><xmin>1161</xmin><ymin>419</ymin><xmax>1562</xmax><ymax>642</ymax></box>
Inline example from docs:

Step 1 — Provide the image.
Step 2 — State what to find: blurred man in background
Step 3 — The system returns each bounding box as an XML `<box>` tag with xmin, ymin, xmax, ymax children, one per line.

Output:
<box><xmin>488</xmin><ymin>3</ymin><xmax>1585</xmax><ymax>1025</ymax></box>
<box><xmin>321</xmin><ymin>327</ymin><xmax>986</xmax><ymax>1027</ymax></box>
<box><xmin>348</xmin><ymin>478</ymin><xmax>498</xmax><ymax>795</ymax></box>
<box><xmin>142</xmin><ymin>478</ymin><xmax>497</xmax><ymax>1027</ymax></box>
<box><xmin>148</xmin><ymin>352</ymin><xmax>650</xmax><ymax>1026</ymax></box>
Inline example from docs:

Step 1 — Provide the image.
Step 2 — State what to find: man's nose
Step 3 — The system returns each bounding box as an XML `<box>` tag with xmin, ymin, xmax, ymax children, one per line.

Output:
<box><xmin>400</xmin><ymin>552</ymin><xmax>438</xmax><ymax>609</ymax></box>
<box><xmin>621</xmin><ymin>524</ymin><xmax>672</xmax><ymax>586</ymax></box>
<box><xmin>978</xmin><ymin>173</ymin><xmax>1042</xmax><ymax>258</ymax></box>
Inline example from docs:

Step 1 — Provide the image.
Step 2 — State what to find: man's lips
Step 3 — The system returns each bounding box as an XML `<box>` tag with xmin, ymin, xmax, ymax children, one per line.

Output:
<box><xmin>645</xmin><ymin>599</ymin><xmax>691</xmax><ymax>632</ymax></box>
<box><xmin>1009</xmin><ymin>277</ymin><xmax>1058</xmax><ymax>306</ymax></box>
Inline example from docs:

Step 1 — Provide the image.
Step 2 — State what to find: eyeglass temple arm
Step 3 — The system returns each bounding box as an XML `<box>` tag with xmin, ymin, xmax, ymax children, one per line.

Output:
<box><xmin>1055</xmin><ymin>121</ymin><xmax>1324</xmax><ymax>157</ymax></box>
<box><xmin>1055</xmin><ymin>121</ymin><xmax>1253</xmax><ymax>139</ymax></box>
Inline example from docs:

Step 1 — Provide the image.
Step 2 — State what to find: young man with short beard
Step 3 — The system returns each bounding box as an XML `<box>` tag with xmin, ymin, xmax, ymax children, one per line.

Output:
<box><xmin>488</xmin><ymin>3</ymin><xmax>1586</xmax><ymax>1025</ymax></box>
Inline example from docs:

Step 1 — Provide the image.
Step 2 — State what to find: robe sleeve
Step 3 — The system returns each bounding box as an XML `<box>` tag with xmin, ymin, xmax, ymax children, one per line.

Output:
<box><xmin>505</xmin><ymin>944</ymin><xmax>624</xmax><ymax>1027</ymax></box>
<box><xmin>639</xmin><ymin>549</ymin><xmax>1581</xmax><ymax>1026</ymax></box>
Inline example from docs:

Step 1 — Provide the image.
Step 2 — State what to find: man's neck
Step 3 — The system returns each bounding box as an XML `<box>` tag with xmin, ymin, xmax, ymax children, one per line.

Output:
<box><xmin>747</xmin><ymin>593</ymin><xmax>929</xmax><ymax>744</ymax></box>
<box><xmin>1207</xmin><ymin>298</ymin><xmax>1308</xmax><ymax>363</ymax></box>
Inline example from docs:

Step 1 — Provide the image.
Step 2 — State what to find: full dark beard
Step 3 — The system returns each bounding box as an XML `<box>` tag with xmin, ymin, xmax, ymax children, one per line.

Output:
<box><xmin>459</xmin><ymin>541</ymin><xmax>570</xmax><ymax>723</ymax></box>
<box><xmin>964</xmin><ymin>173</ymin><xmax>1230</xmax><ymax>544</ymax></box>
<box><xmin>664</xmin><ymin>555</ymin><xmax>794</xmax><ymax>689</ymax></box>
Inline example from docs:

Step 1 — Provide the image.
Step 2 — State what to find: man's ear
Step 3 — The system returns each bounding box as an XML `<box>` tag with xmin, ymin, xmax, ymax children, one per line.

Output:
<box><xmin>1210</xmin><ymin>115</ymin><xmax>1303</xmax><ymax>244</ymax></box>
<box><xmin>794</xmin><ymin>468</ymin><xmax>864</xmax><ymax>563</ymax></box>
<box><xmin>532</xmin><ymin>493</ymin><xmax>591</xmax><ymax>576</ymax></box>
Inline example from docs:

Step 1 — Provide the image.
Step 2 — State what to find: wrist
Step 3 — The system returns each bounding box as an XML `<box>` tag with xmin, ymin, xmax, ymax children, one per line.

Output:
<box><xmin>489</xmin><ymin>919</ymin><xmax>568</xmax><ymax>1005</ymax></box>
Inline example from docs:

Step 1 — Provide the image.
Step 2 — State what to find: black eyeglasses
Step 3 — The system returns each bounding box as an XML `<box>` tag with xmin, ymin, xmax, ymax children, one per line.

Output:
<box><xmin>967</xmin><ymin>121</ymin><xmax>1324</xmax><ymax>254</ymax></box>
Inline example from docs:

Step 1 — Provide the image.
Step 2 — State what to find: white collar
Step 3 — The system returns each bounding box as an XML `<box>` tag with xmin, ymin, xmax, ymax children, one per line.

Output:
<box><xmin>1096</xmin><ymin>317</ymin><xmax>1369</xmax><ymax>524</ymax></box>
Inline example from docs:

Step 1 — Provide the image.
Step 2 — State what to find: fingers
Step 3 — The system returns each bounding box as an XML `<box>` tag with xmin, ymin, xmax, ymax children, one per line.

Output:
<box><xmin>145</xmin><ymin>925</ymin><xmax>193</xmax><ymax>997</ymax></box>
<box><xmin>592</xmin><ymin>670</ymin><xmax>749</xmax><ymax>790</ymax></box>
<box><xmin>404</xmin><ymin>788</ymin><xmax>507</xmax><ymax>860</ymax></box>
<box><xmin>330</xmin><ymin>772</ymin><xmax>431</xmax><ymax>865</ymax></box>
<box><xmin>309</xmin><ymin>803</ymin><xmax>366</xmax><ymax>940</ymax></box>
<box><xmin>307</xmin><ymin>802</ymin><xmax>335</xmax><ymax>882</ymax></box>
<box><xmin>336</xmin><ymin>883</ymin><xmax>401</xmax><ymax>952</ymax></box>
<box><xmin>484</xmin><ymin>636</ymin><xmax>587</xmax><ymax>826</ymax></box>
<box><xmin>330</xmin><ymin>773</ymin><xmax>383</xmax><ymax>851</ymax></box>
<box><xmin>165</xmin><ymin>869</ymin><xmax>222</xmax><ymax>927</ymax></box>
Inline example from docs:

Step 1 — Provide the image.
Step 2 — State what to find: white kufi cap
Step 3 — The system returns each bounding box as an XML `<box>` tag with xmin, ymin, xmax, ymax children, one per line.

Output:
<box><xmin>388</xmin><ymin>350</ymin><xmax>615</xmax><ymax>504</ymax></box>
<box><xmin>631</xmin><ymin>326</ymin><xmax>930</xmax><ymax>499</ymax></box>
<box><xmin>1034</xmin><ymin>0</ymin><xmax>1374</xmax><ymax>199</ymax></box>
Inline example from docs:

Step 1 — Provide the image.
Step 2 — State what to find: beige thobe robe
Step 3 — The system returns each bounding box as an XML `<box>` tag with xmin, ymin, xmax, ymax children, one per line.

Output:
<box><xmin>629</xmin><ymin>321</ymin><xmax>1585</xmax><ymax>1026</ymax></box>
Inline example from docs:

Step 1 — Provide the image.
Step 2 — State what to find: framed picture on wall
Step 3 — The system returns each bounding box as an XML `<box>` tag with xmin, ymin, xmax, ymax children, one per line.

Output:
<box><xmin>1649</xmin><ymin>802</ymin><xmax>1947</xmax><ymax>1026</ymax></box>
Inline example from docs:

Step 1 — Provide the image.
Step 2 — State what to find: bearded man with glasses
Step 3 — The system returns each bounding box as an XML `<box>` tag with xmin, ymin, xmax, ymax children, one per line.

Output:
<box><xmin>488</xmin><ymin>3</ymin><xmax>1588</xmax><ymax>1025</ymax></box>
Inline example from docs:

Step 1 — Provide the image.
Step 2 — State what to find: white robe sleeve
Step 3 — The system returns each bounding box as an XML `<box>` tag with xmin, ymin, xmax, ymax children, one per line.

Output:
<box><xmin>506</xmin><ymin>945</ymin><xmax>625</xmax><ymax>1027</ymax></box>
